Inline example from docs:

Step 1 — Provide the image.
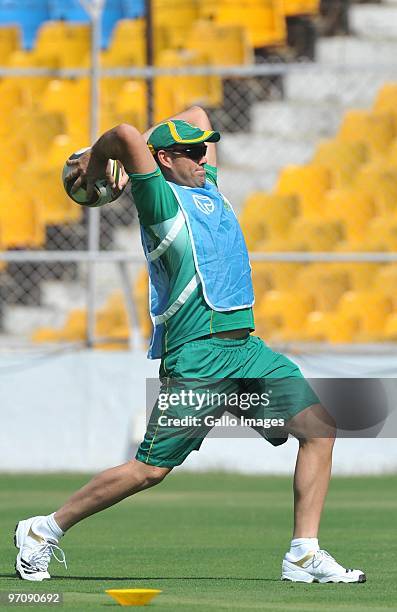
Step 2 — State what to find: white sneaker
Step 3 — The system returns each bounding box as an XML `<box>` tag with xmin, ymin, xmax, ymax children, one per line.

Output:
<box><xmin>14</xmin><ymin>516</ymin><xmax>67</xmax><ymax>581</ymax></box>
<box><xmin>281</xmin><ymin>549</ymin><xmax>366</xmax><ymax>583</ymax></box>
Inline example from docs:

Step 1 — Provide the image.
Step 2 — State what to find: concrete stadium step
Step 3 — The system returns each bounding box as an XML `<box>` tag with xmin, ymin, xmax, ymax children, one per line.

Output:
<box><xmin>285</xmin><ymin>62</ymin><xmax>397</xmax><ymax>108</ymax></box>
<box><xmin>3</xmin><ymin>305</ymin><xmax>65</xmax><ymax>337</ymax></box>
<box><xmin>220</xmin><ymin>134</ymin><xmax>313</xmax><ymax>171</ymax></box>
<box><xmin>350</xmin><ymin>2</ymin><xmax>397</xmax><ymax>40</ymax></box>
<box><xmin>317</xmin><ymin>36</ymin><xmax>397</xmax><ymax>64</ymax></box>
<box><xmin>251</xmin><ymin>100</ymin><xmax>343</xmax><ymax>140</ymax></box>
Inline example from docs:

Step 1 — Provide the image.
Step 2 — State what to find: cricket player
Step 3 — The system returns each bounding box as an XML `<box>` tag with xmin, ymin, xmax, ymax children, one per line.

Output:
<box><xmin>14</xmin><ymin>106</ymin><xmax>365</xmax><ymax>584</ymax></box>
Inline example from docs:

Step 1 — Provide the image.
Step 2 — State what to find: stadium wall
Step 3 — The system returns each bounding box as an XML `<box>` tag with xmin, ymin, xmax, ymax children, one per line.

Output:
<box><xmin>1</xmin><ymin>350</ymin><xmax>396</xmax><ymax>475</ymax></box>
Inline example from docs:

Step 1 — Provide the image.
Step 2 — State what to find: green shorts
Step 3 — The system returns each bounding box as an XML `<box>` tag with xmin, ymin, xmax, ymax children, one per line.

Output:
<box><xmin>136</xmin><ymin>334</ymin><xmax>319</xmax><ymax>468</ymax></box>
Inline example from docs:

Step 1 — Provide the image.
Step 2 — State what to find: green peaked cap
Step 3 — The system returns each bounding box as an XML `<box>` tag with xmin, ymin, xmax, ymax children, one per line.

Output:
<box><xmin>147</xmin><ymin>119</ymin><xmax>220</xmax><ymax>153</ymax></box>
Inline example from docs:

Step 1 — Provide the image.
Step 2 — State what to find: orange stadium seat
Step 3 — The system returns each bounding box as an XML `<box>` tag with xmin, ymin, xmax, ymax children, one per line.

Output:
<box><xmin>275</xmin><ymin>163</ymin><xmax>331</xmax><ymax>218</ymax></box>
<box><xmin>338</xmin><ymin>110</ymin><xmax>396</xmax><ymax>160</ymax></box>
<box><xmin>303</xmin><ymin>311</ymin><xmax>358</xmax><ymax>343</ymax></box>
<box><xmin>312</xmin><ymin>140</ymin><xmax>368</xmax><ymax>188</ymax></box>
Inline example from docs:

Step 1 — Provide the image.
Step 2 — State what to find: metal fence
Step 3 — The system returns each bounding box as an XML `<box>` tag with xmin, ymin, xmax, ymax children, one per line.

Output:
<box><xmin>1</xmin><ymin>57</ymin><xmax>397</xmax><ymax>349</ymax></box>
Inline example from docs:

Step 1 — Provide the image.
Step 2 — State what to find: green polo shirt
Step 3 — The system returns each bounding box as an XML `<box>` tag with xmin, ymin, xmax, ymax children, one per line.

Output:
<box><xmin>129</xmin><ymin>164</ymin><xmax>255</xmax><ymax>356</ymax></box>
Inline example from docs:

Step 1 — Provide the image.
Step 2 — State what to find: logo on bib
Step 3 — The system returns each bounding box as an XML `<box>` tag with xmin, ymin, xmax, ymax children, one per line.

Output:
<box><xmin>192</xmin><ymin>194</ymin><xmax>214</xmax><ymax>215</ymax></box>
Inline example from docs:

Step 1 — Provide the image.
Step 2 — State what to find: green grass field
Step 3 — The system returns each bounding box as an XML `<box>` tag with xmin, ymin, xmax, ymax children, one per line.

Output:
<box><xmin>0</xmin><ymin>473</ymin><xmax>396</xmax><ymax>611</ymax></box>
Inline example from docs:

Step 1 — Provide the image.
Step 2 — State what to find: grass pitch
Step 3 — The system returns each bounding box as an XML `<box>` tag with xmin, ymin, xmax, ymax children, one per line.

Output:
<box><xmin>0</xmin><ymin>473</ymin><xmax>396</xmax><ymax>611</ymax></box>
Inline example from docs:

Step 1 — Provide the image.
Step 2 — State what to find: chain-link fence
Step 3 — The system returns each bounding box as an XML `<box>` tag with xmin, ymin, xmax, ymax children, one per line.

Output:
<box><xmin>1</xmin><ymin>52</ymin><xmax>397</xmax><ymax>348</ymax></box>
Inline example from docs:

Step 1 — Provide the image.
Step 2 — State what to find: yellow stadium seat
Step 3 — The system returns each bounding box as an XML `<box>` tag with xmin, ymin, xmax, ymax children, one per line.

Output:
<box><xmin>365</xmin><ymin>217</ymin><xmax>397</xmax><ymax>251</ymax></box>
<box><xmin>373</xmin><ymin>264</ymin><xmax>397</xmax><ymax>301</ymax></box>
<box><xmin>255</xmin><ymin>289</ymin><xmax>314</xmax><ymax>340</ymax></box>
<box><xmin>338</xmin><ymin>110</ymin><xmax>395</xmax><ymax>160</ymax></box>
<box><xmin>134</xmin><ymin>268</ymin><xmax>152</xmax><ymax>339</ymax></box>
<box><xmin>337</xmin><ymin>290</ymin><xmax>392</xmax><ymax>340</ymax></box>
<box><xmin>59</xmin><ymin>310</ymin><xmax>87</xmax><ymax>341</ymax></box>
<box><xmin>288</xmin><ymin>217</ymin><xmax>343</xmax><ymax>251</ymax></box>
<box><xmin>41</xmin><ymin>79</ymin><xmax>90</xmax><ymax>143</ymax></box>
<box><xmin>113</xmin><ymin>80</ymin><xmax>148</xmax><ymax>133</ymax></box>
<box><xmin>275</xmin><ymin>163</ymin><xmax>331</xmax><ymax>218</ymax></box>
<box><xmin>101</xmin><ymin>19</ymin><xmax>146</xmax><ymax>67</ymax></box>
<box><xmin>0</xmin><ymin>189</ymin><xmax>45</xmax><ymax>248</ymax></box>
<box><xmin>154</xmin><ymin>0</ymin><xmax>200</xmax><ymax>48</ymax></box>
<box><xmin>312</xmin><ymin>140</ymin><xmax>368</xmax><ymax>188</ymax></box>
<box><xmin>373</xmin><ymin>82</ymin><xmax>397</xmax><ymax>129</ymax></box>
<box><xmin>187</xmin><ymin>21</ymin><xmax>253</xmax><ymax>65</ymax></box>
<box><xmin>330</xmin><ymin>263</ymin><xmax>379</xmax><ymax>291</ymax></box>
<box><xmin>240</xmin><ymin>193</ymin><xmax>298</xmax><ymax>249</ymax></box>
<box><xmin>282</xmin><ymin>0</ymin><xmax>320</xmax><ymax>16</ymax></box>
<box><xmin>34</xmin><ymin>22</ymin><xmax>90</xmax><ymax>68</ymax></box>
<box><xmin>354</xmin><ymin>162</ymin><xmax>397</xmax><ymax>216</ymax></box>
<box><xmin>10</xmin><ymin>109</ymin><xmax>66</xmax><ymax>161</ymax></box>
<box><xmin>322</xmin><ymin>189</ymin><xmax>375</xmax><ymax>243</ymax></box>
<box><xmin>294</xmin><ymin>263</ymin><xmax>349</xmax><ymax>311</ymax></box>
<box><xmin>251</xmin><ymin>262</ymin><xmax>301</xmax><ymax>293</ymax></box>
<box><xmin>383</xmin><ymin>312</ymin><xmax>397</xmax><ymax>340</ymax></box>
<box><xmin>303</xmin><ymin>311</ymin><xmax>358</xmax><ymax>343</ymax></box>
<box><xmin>154</xmin><ymin>49</ymin><xmax>223</xmax><ymax>122</ymax></box>
<box><xmin>0</xmin><ymin>26</ymin><xmax>21</xmax><ymax>65</ymax></box>
<box><xmin>200</xmin><ymin>0</ymin><xmax>286</xmax><ymax>48</ymax></box>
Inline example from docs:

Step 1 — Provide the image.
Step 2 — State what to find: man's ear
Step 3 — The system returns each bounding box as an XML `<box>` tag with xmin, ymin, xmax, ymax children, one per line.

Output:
<box><xmin>157</xmin><ymin>150</ymin><xmax>173</xmax><ymax>169</ymax></box>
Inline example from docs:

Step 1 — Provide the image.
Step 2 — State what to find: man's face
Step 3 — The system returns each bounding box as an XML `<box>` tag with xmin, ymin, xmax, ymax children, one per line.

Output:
<box><xmin>157</xmin><ymin>144</ymin><xmax>208</xmax><ymax>187</ymax></box>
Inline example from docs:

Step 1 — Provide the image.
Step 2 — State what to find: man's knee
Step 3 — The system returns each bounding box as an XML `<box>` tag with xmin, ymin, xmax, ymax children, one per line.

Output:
<box><xmin>130</xmin><ymin>459</ymin><xmax>171</xmax><ymax>488</ymax></box>
<box><xmin>287</xmin><ymin>403</ymin><xmax>337</xmax><ymax>442</ymax></box>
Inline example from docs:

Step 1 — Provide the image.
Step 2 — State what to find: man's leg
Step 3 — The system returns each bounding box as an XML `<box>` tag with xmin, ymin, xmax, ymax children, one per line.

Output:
<box><xmin>55</xmin><ymin>459</ymin><xmax>171</xmax><ymax>531</ymax></box>
<box><xmin>287</xmin><ymin>403</ymin><xmax>335</xmax><ymax>538</ymax></box>
<box><xmin>281</xmin><ymin>403</ymin><xmax>365</xmax><ymax>583</ymax></box>
<box><xmin>15</xmin><ymin>460</ymin><xmax>171</xmax><ymax>581</ymax></box>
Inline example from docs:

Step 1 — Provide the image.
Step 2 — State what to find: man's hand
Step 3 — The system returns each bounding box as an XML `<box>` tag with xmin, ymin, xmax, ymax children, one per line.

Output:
<box><xmin>66</xmin><ymin>148</ymin><xmax>129</xmax><ymax>200</ymax></box>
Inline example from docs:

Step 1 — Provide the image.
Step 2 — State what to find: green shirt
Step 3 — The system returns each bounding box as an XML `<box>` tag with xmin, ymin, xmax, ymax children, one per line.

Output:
<box><xmin>129</xmin><ymin>164</ymin><xmax>255</xmax><ymax>355</ymax></box>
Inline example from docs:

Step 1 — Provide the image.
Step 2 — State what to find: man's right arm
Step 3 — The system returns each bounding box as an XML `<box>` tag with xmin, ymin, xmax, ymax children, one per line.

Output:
<box><xmin>68</xmin><ymin>124</ymin><xmax>157</xmax><ymax>199</ymax></box>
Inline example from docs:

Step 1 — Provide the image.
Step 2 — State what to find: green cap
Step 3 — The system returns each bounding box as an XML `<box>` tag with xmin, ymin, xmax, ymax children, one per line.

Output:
<box><xmin>147</xmin><ymin>119</ymin><xmax>220</xmax><ymax>154</ymax></box>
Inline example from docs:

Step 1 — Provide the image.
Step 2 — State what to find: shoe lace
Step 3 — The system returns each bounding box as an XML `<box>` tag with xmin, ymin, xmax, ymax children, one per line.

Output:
<box><xmin>312</xmin><ymin>549</ymin><xmax>336</xmax><ymax>569</ymax></box>
<box><xmin>30</xmin><ymin>541</ymin><xmax>67</xmax><ymax>572</ymax></box>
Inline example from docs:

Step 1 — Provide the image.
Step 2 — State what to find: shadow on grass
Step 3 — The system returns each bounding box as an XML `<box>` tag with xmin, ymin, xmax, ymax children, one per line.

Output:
<box><xmin>0</xmin><ymin>573</ymin><xmax>278</xmax><ymax>582</ymax></box>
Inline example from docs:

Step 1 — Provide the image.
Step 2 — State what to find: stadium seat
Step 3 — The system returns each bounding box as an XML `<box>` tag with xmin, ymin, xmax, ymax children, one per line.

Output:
<box><xmin>322</xmin><ymin>189</ymin><xmax>375</xmax><ymax>243</ymax></box>
<box><xmin>373</xmin><ymin>82</ymin><xmax>397</xmax><ymax>129</ymax></box>
<box><xmin>251</xmin><ymin>262</ymin><xmax>301</xmax><ymax>293</ymax></box>
<box><xmin>240</xmin><ymin>193</ymin><xmax>298</xmax><ymax>249</ymax></box>
<box><xmin>113</xmin><ymin>80</ymin><xmax>148</xmax><ymax>133</ymax></box>
<box><xmin>154</xmin><ymin>0</ymin><xmax>200</xmax><ymax>49</ymax></box>
<box><xmin>0</xmin><ymin>188</ymin><xmax>45</xmax><ymax>248</ymax></box>
<box><xmin>331</xmin><ymin>263</ymin><xmax>379</xmax><ymax>292</ymax></box>
<box><xmin>383</xmin><ymin>312</ymin><xmax>397</xmax><ymax>340</ymax></box>
<box><xmin>312</xmin><ymin>140</ymin><xmax>368</xmax><ymax>188</ymax></box>
<box><xmin>287</xmin><ymin>217</ymin><xmax>343</xmax><ymax>251</ymax></box>
<box><xmin>0</xmin><ymin>0</ymin><xmax>49</xmax><ymax>49</ymax></box>
<box><xmin>187</xmin><ymin>21</ymin><xmax>253</xmax><ymax>65</ymax></box>
<box><xmin>354</xmin><ymin>162</ymin><xmax>397</xmax><ymax>216</ymax></box>
<box><xmin>303</xmin><ymin>311</ymin><xmax>358</xmax><ymax>343</ymax></box>
<box><xmin>133</xmin><ymin>268</ymin><xmax>152</xmax><ymax>339</ymax></box>
<box><xmin>365</xmin><ymin>217</ymin><xmax>397</xmax><ymax>252</ymax></box>
<box><xmin>294</xmin><ymin>264</ymin><xmax>349</xmax><ymax>311</ymax></box>
<box><xmin>373</xmin><ymin>264</ymin><xmax>397</xmax><ymax>301</ymax></box>
<box><xmin>282</xmin><ymin>0</ymin><xmax>320</xmax><ymax>16</ymax></box>
<box><xmin>32</xmin><ymin>21</ymin><xmax>90</xmax><ymax>67</ymax></box>
<box><xmin>256</xmin><ymin>289</ymin><xmax>314</xmax><ymax>340</ymax></box>
<box><xmin>337</xmin><ymin>290</ymin><xmax>392</xmax><ymax>341</ymax></box>
<box><xmin>338</xmin><ymin>110</ymin><xmax>396</xmax><ymax>160</ymax></box>
<box><xmin>0</xmin><ymin>25</ymin><xmax>21</xmax><ymax>64</ymax></box>
<box><xmin>59</xmin><ymin>310</ymin><xmax>87</xmax><ymax>341</ymax></box>
<box><xmin>101</xmin><ymin>18</ymin><xmax>146</xmax><ymax>67</ymax></box>
<box><xmin>154</xmin><ymin>49</ymin><xmax>223</xmax><ymax>122</ymax></box>
<box><xmin>199</xmin><ymin>0</ymin><xmax>286</xmax><ymax>48</ymax></box>
<box><xmin>275</xmin><ymin>164</ymin><xmax>331</xmax><ymax>218</ymax></box>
